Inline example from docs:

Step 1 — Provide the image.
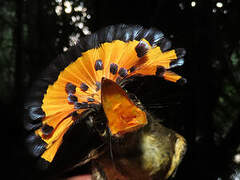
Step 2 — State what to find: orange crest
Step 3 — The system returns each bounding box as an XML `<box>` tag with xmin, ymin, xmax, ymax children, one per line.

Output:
<box><xmin>101</xmin><ymin>78</ymin><xmax>147</xmax><ymax>136</ymax></box>
<box><xmin>25</xmin><ymin>24</ymin><xmax>186</xmax><ymax>165</ymax></box>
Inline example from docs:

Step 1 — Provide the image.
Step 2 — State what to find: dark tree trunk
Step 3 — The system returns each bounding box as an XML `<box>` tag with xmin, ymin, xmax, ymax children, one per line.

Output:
<box><xmin>15</xmin><ymin>0</ymin><xmax>23</xmax><ymax>107</ymax></box>
<box><xmin>26</xmin><ymin>0</ymin><xmax>41</xmax><ymax>80</ymax></box>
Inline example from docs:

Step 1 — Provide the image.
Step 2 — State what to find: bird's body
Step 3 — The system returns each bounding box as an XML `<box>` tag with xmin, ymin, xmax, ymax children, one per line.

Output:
<box><xmin>92</xmin><ymin>115</ymin><xmax>186</xmax><ymax>180</ymax></box>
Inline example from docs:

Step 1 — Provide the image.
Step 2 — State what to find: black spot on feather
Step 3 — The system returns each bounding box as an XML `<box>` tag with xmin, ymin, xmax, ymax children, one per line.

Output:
<box><xmin>65</xmin><ymin>82</ymin><xmax>76</xmax><ymax>94</ymax></box>
<box><xmin>177</xmin><ymin>78</ymin><xmax>187</xmax><ymax>85</ymax></box>
<box><xmin>68</xmin><ymin>94</ymin><xmax>78</xmax><ymax>103</ymax></box>
<box><xmin>24</xmin><ymin>118</ymin><xmax>42</xmax><ymax>131</ymax></box>
<box><xmin>95</xmin><ymin>59</ymin><xmax>104</xmax><ymax>71</ymax></box>
<box><xmin>175</xmin><ymin>48</ymin><xmax>186</xmax><ymax>59</ymax></box>
<box><xmin>110</xmin><ymin>63</ymin><xmax>118</xmax><ymax>75</ymax></box>
<box><xmin>41</xmin><ymin>124</ymin><xmax>54</xmax><ymax>136</ymax></box>
<box><xmin>26</xmin><ymin>133</ymin><xmax>47</xmax><ymax>157</ymax></box>
<box><xmin>29</xmin><ymin>107</ymin><xmax>45</xmax><ymax>121</ymax></box>
<box><xmin>170</xmin><ymin>58</ymin><xmax>184</xmax><ymax>68</ymax></box>
<box><xmin>118</xmin><ymin>67</ymin><xmax>128</xmax><ymax>78</ymax></box>
<box><xmin>80</xmin><ymin>83</ymin><xmax>89</xmax><ymax>91</ymax></box>
<box><xmin>156</xmin><ymin>66</ymin><xmax>165</xmax><ymax>77</ymax></box>
<box><xmin>130</xmin><ymin>66</ymin><xmax>136</xmax><ymax>73</ymax></box>
<box><xmin>135</xmin><ymin>40</ymin><xmax>150</xmax><ymax>57</ymax></box>
<box><xmin>159</xmin><ymin>38</ymin><xmax>172</xmax><ymax>52</ymax></box>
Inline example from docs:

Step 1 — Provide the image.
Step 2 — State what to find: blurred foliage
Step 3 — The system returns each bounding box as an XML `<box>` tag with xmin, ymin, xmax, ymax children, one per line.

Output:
<box><xmin>213</xmin><ymin>47</ymin><xmax>240</xmax><ymax>140</ymax></box>
<box><xmin>0</xmin><ymin>1</ymin><xmax>15</xmax><ymax>103</ymax></box>
<box><xmin>212</xmin><ymin>46</ymin><xmax>240</xmax><ymax>179</ymax></box>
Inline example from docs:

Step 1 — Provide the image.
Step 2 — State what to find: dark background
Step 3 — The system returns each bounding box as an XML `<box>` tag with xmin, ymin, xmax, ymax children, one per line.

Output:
<box><xmin>1</xmin><ymin>0</ymin><xmax>240</xmax><ymax>179</ymax></box>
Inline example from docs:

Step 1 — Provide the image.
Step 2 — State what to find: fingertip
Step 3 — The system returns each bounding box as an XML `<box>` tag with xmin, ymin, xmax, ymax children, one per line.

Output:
<box><xmin>67</xmin><ymin>174</ymin><xmax>91</xmax><ymax>180</ymax></box>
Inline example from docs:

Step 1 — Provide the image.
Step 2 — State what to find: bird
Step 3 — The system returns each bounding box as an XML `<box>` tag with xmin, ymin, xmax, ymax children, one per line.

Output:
<box><xmin>24</xmin><ymin>24</ymin><xmax>187</xmax><ymax>179</ymax></box>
